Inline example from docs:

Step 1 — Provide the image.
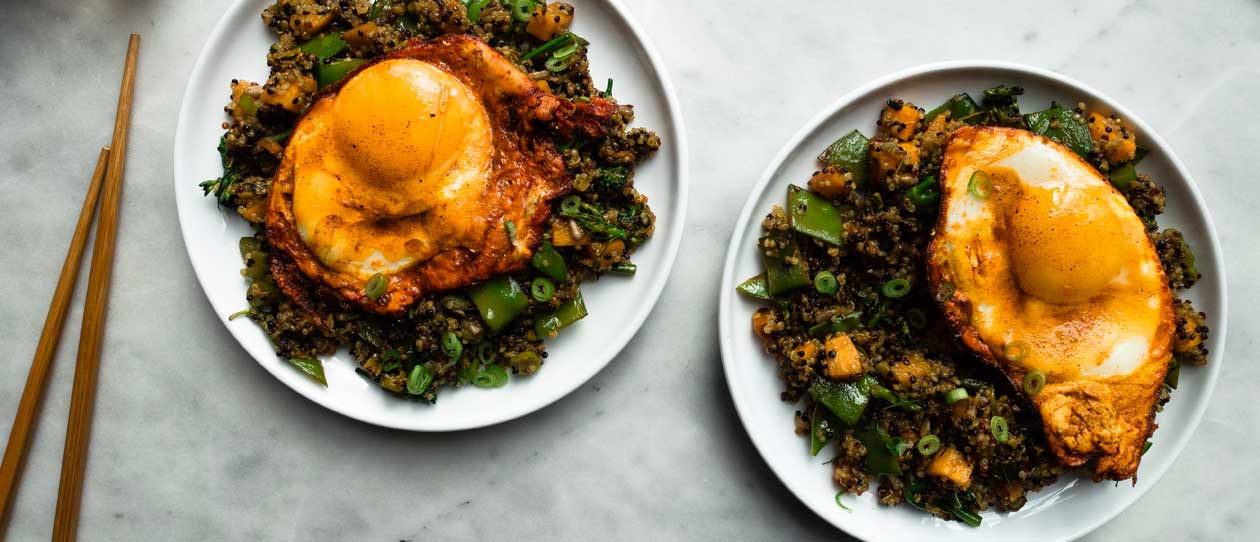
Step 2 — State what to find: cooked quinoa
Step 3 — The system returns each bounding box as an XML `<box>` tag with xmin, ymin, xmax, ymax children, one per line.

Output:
<box><xmin>744</xmin><ymin>87</ymin><xmax>1208</xmax><ymax>524</ymax></box>
<box><xmin>199</xmin><ymin>0</ymin><xmax>659</xmax><ymax>400</ymax></box>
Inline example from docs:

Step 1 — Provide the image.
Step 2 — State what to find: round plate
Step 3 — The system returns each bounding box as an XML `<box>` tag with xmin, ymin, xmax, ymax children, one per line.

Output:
<box><xmin>174</xmin><ymin>0</ymin><xmax>688</xmax><ymax>431</ymax></box>
<box><xmin>718</xmin><ymin>61</ymin><xmax>1226</xmax><ymax>541</ymax></box>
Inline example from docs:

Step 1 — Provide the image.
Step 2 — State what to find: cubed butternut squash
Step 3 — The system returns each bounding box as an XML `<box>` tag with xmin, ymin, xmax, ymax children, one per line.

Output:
<box><xmin>290</xmin><ymin>12</ymin><xmax>334</xmax><ymax>37</ymax></box>
<box><xmin>551</xmin><ymin>218</ymin><xmax>589</xmax><ymax>247</ymax></box>
<box><xmin>527</xmin><ymin>2</ymin><xmax>575</xmax><ymax>40</ymax></box>
<box><xmin>260</xmin><ymin>74</ymin><xmax>316</xmax><ymax>113</ymax></box>
<box><xmin>1087</xmin><ymin>112</ymin><xmax>1137</xmax><ymax>164</ymax></box>
<box><xmin>791</xmin><ymin>339</ymin><xmax>821</xmax><ymax>363</ymax></box>
<box><xmin>890</xmin><ymin>353</ymin><xmax>932</xmax><ymax>387</ymax></box>
<box><xmin>881</xmin><ymin>101</ymin><xmax>922</xmax><ymax>141</ymax></box>
<box><xmin>752</xmin><ymin>308</ymin><xmax>774</xmax><ymax>345</ymax></box>
<box><xmin>823</xmin><ymin>333</ymin><xmax>863</xmax><ymax>380</ymax></box>
<box><xmin>807</xmin><ymin>166</ymin><xmax>851</xmax><ymax>199</ymax></box>
<box><xmin>342</xmin><ymin>22</ymin><xmax>380</xmax><ymax>48</ymax></box>
<box><xmin>927</xmin><ymin>446</ymin><xmax>973</xmax><ymax>488</ymax></box>
<box><xmin>897</xmin><ymin>141</ymin><xmax>920</xmax><ymax>168</ymax></box>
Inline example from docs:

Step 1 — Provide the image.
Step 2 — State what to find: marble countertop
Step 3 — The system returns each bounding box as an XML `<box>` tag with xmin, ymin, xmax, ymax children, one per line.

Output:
<box><xmin>2</xmin><ymin>0</ymin><xmax>1257</xmax><ymax>540</ymax></box>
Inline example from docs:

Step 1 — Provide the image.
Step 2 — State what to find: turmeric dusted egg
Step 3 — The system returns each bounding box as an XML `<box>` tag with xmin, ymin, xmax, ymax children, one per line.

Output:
<box><xmin>926</xmin><ymin>126</ymin><xmax>1175</xmax><ymax>481</ymax></box>
<box><xmin>267</xmin><ymin>35</ymin><xmax>616</xmax><ymax>314</ymax></box>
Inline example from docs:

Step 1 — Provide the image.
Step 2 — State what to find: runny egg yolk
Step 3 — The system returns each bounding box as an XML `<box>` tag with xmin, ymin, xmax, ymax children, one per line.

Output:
<box><xmin>1004</xmin><ymin>183</ymin><xmax>1132</xmax><ymax>305</ymax></box>
<box><xmin>289</xmin><ymin>59</ymin><xmax>493</xmax><ymax>277</ymax></box>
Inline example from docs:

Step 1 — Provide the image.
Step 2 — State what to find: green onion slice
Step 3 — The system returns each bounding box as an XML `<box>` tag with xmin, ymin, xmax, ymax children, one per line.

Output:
<box><xmin>944</xmin><ymin>387</ymin><xmax>970</xmax><ymax>405</ymax></box>
<box><xmin>560</xmin><ymin>195</ymin><xmax>582</xmax><ymax>216</ymax></box>
<box><xmin>1003</xmin><ymin>340</ymin><xmax>1031</xmax><ymax>362</ymax></box>
<box><xmin>441</xmin><ymin>330</ymin><xmax>463</xmax><ymax>359</ymax></box>
<box><xmin>364</xmin><ymin>273</ymin><xmax>388</xmax><ymax>300</ymax></box>
<box><xmin>814</xmin><ymin>271</ymin><xmax>839</xmax><ymax>294</ymax></box>
<box><xmin>471</xmin><ymin>365</ymin><xmax>509</xmax><ymax>388</ymax></box>
<box><xmin>510</xmin><ymin>0</ymin><xmax>536</xmax><ymax>22</ymax></box>
<box><xmin>916</xmin><ymin>434</ymin><xmax>941</xmax><ymax>456</ymax></box>
<box><xmin>407</xmin><ymin>364</ymin><xmax>434</xmax><ymax>395</ymax></box>
<box><xmin>968</xmin><ymin>170</ymin><xmax>993</xmax><ymax>199</ymax></box>
<box><xmin>476</xmin><ymin>341</ymin><xmax>497</xmax><ymax>364</ymax></box>
<box><xmin>531</xmin><ymin>277</ymin><xmax>556</xmax><ymax>302</ymax></box>
<box><xmin>937</xmin><ymin>281</ymin><xmax>956</xmax><ymax>301</ymax></box>
<box><xmin>881</xmin><ymin>278</ymin><xmax>911</xmax><ymax>299</ymax></box>
<box><xmin>990</xmin><ymin>416</ymin><xmax>1010</xmax><ymax>443</ymax></box>
<box><xmin>1023</xmin><ymin>369</ymin><xmax>1046</xmax><ymax>396</ymax></box>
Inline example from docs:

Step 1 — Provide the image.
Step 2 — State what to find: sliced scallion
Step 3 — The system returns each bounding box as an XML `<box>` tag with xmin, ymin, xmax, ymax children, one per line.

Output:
<box><xmin>531</xmin><ymin>277</ymin><xmax>555</xmax><ymax>302</ymax></box>
<box><xmin>968</xmin><ymin>170</ymin><xmax>993</xmax><ymax>199</ymax></box>
<box><xmin>916</xmin><ymin>434</ymin><xmax>941</xmax><ymax>456</ymax></box>
<box><xmin>441</xmin><ymin>331</ymin><xmax>463</xmax><ymax>359</ymax></box>
<box><xmin>560</xmin><ymin>195</ymin><xmax>582</xmax><ymax>216</ymax></box>
<box><xmin>1004</xmin><ymin>340</ymin><xmax>1030</xmax><ymax>362</ymax></box>
<box><xmin>476</xmin><ymin>341</ymin><xmax>497</xmax><ymax>364</ymax></box>
<box><xmin>990</xmin><ymin>416</ymin><xmax>1010</xmax><ymax>443</ymax></box>
<box><xmin>881</xmin><ymin>278</ymin><xmax>911</xmax><ymax>299</ymax></box>
<box><xmin>407</xmin><ymin>364</ymin><xmax>434</xmax><ymax>395</ymax></box>
<box><xmin>364</xmin><ymin>273</ymin><xmax>387</xmax><ymax>300</ymax></box>
<box><xmin>1023</xmin><ymin>369</ymin><xmax>1046</xmax><ymax>396</ymax></box>
<box><xmin>944</xmin><ymin>387</ymin><xmax>970</xmax><ymax>405</ymax></box>
<box><xmin>814</xmin><ymin>271</ymin><xmax>838</xmax><ymax>294</ymax></box>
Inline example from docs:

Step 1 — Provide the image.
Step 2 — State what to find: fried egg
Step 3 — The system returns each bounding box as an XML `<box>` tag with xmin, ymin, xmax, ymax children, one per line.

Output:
<box><xmin>926</xmin><ymin>126</ymin><xmax>1175</xmax><ymax>481</ymax></box>
<box><xmin>267</xmin><ymin>35</ymin><xmax>616</xmax><ymax>314</ymax></box>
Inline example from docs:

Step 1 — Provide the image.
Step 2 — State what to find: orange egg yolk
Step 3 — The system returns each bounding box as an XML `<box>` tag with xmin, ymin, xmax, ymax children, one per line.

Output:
<box><xmin>289</xmin><ymin>59</ymin><xmax>493</xmax><ymax>277</ymax></box>
<box><xmin>1004</xmin><ymin>184</ymin><xmax>1131</xmax><ymax>305</ymax></box>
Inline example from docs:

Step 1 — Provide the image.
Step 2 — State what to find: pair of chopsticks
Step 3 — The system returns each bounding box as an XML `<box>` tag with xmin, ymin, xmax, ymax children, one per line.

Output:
<box><xmin>0</xmin><ymin>33</ymin><xmax>140</xmax><ymax>541</ymax></box>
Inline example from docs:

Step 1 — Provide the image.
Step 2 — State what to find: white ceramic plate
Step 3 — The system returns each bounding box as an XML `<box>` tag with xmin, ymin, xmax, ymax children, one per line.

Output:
<box><xmin>718</xmin><ymin>62</ymin><xmax>1226</xmax><ymax>542</ymax></box>
<box><xmin>174</xmin><ymin>0</ymin><xmax>687</xmax><ymax>431</ymax></box>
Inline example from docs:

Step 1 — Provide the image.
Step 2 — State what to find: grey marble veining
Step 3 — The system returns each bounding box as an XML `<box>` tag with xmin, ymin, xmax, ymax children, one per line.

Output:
<box><xmin>1</xmin><ymin>0</ymin><xmax>1257</xmax><ymax>540</ymax></box>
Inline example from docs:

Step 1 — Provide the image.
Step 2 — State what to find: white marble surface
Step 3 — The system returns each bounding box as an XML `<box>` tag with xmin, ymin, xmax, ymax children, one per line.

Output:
<box><xmin>1</xmin><ymin>0</ymin><xmax>1257</xmax><ymax>540</ymax></box>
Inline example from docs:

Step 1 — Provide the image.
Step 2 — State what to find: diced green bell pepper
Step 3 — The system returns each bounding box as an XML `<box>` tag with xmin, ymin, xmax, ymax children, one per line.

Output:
<box><xmin>1025</xmin><ymin>105</ymin><xmax>1093</xmax><ymax>158</ymax></box>
<box><xmin>470</xmin><ymin>276</ymin><xmax>529</xmax><ymax>333</ymax></box>
<box><xmin>808</xmin><ymin>378</ymin><xmax>869</xmax><ymax>427</ymax></box>
<box><xmin>808</xmin><ymin>311</ymin><xmax>863</xmax><ymax>337</ymax></box>
<box><xmin>924</xmin><ymin>93</ymin><xmax>981</xmax><ymax>124</ymax></box>
<box><xmin>534</xmin><ymin>291</ymin><xmax>588</xmax><ymax>339</ymax></box>
<box><xmin>788</xmin><ymin>184</ymin><xmax>844</xmax><ymax>246</ymax></box>
<box><xmin>907</xmin><ymin>177</ymin><xmax>940</xmax><ymax>211</ymax></box>
<box><xmin>860</xmin><ymin>375</ymin><xmax>921</xmax><ymax>412</ymax></box>
<box><xmin>818</xmin><ymin>130</ymin><xmax>869</xmax><ymax>187</ymax></box>
<box><xmin>299</xmin><ymin>33</ymin><xmax>348</xmax><ymax>61</ymax></box>
<box><xmin>316</xmin><ymin>59</ymin><xmax>367</xmax><ymax>88</ymax></box>
<box><xmin>736</xmin><ymin>273</ymin><xmax>771</xmax><ymax>300</ymax></box>
<box><xmin>855</xmin><ymin>424</ymin><xmax>903</xmax><ymax>476</ymax></box>
<box><xmin>1108</xmin><ymin>146</ymin><xmax>1149</xmax><ymax>192</ymax></box>
<box><xmin>760</xmin><ymin>230</ymin><xmax>810</xmax><ymax>297</ymax></box>
<box><xmin>530</xmin><ymin>242</ymin><xmax>567</xmax><ymax>281</ymax></box>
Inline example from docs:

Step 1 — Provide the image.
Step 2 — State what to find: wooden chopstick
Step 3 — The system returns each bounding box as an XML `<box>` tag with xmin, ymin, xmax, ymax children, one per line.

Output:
<box><xmin>0</xmin><ymin>147</ymin><xmax>110</xmax><ymax>535</ymax></box>
<box><xmin>51</xmin><ymin>33</ymin><xmax>140</xmax><ymax>542</ymax></box>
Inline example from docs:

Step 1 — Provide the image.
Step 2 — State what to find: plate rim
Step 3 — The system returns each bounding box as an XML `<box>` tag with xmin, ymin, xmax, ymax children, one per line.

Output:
<box><xmin>717</xmin><ymin>59</ymin><xmax>1228</xmax><ymax>541</ymax></box>
<box><xmin>173</xmin><ymin>0</ymin><xmax>690</xmax><ymax>431</ymax></box>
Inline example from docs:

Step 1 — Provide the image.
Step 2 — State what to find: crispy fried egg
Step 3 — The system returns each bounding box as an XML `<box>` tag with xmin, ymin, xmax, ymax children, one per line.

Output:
<box><xmin>926</xmin><ymin>126</ymin><xmax>1175</xmax><ymax>481</ymax></box>
<box><xmin>267</xmin><ymin>35</ymin><xmax>615</xmax><ymax>314</ymax></box>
